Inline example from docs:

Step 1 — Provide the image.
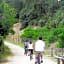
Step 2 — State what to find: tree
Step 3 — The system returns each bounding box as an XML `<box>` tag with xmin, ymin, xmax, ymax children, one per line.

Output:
<box><xmin>52</xmin><ymin>10</ymin><xmax>64</xmax><ymax>28</ymax></box>
<box><xmin>0</xmin><ymin>2</ymin><xmax>16</xmax><ymax>37</ymax></box>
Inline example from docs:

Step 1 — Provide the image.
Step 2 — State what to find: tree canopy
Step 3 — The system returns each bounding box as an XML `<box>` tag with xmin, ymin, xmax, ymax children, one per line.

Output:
<box><xmin>0</xmin><ymin>2</ymin><xmax>16</xmax><ymax>37</ymax></box>
<box><xmin>0</xmin><ymin>0</ymin><xmax>64</xmax><ymax>48</ymax></box>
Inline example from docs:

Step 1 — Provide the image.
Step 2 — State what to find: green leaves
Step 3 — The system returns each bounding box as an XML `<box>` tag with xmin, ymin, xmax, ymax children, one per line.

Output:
<box><xmin>53</xmin><ymin>10</ymin><xmax>64</xmax><ymax>27</ymax></box>
<box><xmin>21</xmin><ymin>26</ymin><xmax>64</xmax><ymax>47</ymax></box>
<box><xmin>21</xmin><ymin>27</ymin><xmax>35</xmax><ymax>39</ymax></box>
<box><xmin>4</xmin><ymin>2</ymin><xmax>16</xmax><ymax>26</ymax></box>
<box><xmin>0</xmin><ymin>2</ymin><xmax>16</xmax><ymax>37</ymax></box>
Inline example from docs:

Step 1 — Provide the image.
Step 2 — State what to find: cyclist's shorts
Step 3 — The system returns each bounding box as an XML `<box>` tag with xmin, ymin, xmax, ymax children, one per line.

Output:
<box><xmin>24</xmin><ymin>47</ymin><xmax>28</xmax><ymax>50</ymax></box>
<box><xmin>29</xmin><ymin>49</ymin><xmax>33</xmax><ymax>54</ymax></box>
<box><xmin>35</xmin><ymin>51</ymin><xmax>44</xmax><ymax>54</ymax></box>
<box><xmin>24</xmin><ymin>46</ymin><xmax>28</xmax><ymax>50</ymax></box>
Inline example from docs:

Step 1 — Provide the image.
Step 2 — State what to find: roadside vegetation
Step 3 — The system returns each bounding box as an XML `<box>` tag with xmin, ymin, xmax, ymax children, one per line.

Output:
<box><xmin>21</xmin><ymin>26</ymin><xmax>64</xmax><ymax>47</ymax></box>
<box><xmin>0</xmin><ymin>36</ymin><xmax>12</xmax><ymax>61</ymax></box>
<box><xmin>0</xmin><ymin>1</ymin><xmax>17</xmax><ymax>61</ymax></box>
<box><xmin>0</xmin><ymin>45</ymin><xmax>12</xmax><ymax>61</ymax></box>
<box><xmin>2</xmin><ymin>0</ymin><xmax>64</xmax><ymax>48</ymax></box>
<box><xmin>1</xmin><ymin>0</ymin><xmax>63</xmax><ymax>48</ymax></box>
<box><xmin>19</xmin><ymin>0</ymin><xmax>64</xmax><ymax>48</ymax></box>
<box><xmin>0</xmin><ymin>0</ymin><xmax>63</xmax><ymax>63</ymax></box>
<box><xmin>0</xmin><ymin>1</ymin><xmax>64</xmax><ymax>61</ymax></box>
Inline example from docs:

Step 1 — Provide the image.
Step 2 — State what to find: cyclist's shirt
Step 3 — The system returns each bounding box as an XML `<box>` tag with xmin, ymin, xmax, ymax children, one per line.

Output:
<box><xmin>24</xmin><ymin>42</ymin><xmax>29</xmax><ymax>46</ymax></box>
<box><xmin>35</xmin><ymin>40</ymin><xmax>45</xmax><ymax>52</ymax></box>
<box><xmin>24</xmin><ymin>42</ymin><xmax>29</xmax><ymax>50</ymax></box>
<box><xmin>28</xmin><ymin>43</ymin><xmax>33</xmax><ymax>49</ymax></box>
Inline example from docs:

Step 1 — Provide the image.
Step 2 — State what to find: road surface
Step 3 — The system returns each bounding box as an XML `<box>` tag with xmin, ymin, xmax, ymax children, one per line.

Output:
<box><xmin>4</xmin><ymin>41</ymin><xmax>56</xmax><ymax>64</ymax></box>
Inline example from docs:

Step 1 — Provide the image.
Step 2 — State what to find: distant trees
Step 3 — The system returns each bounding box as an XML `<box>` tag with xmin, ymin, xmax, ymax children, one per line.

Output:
<box><xmin>19</xmin><ymin>0</ymin><xmax>64</xmax><ymax>29</ymax></box>
<box><xmin>5</xmin><ymin>0</ymin><xmax>64</xmax><ymax>29</ymax></box>
<box><xmin>47</xmin><ymin>10</ymin><xmax>64</xmax><ymax>28</ymax></box>
<box><xmin>2</xmin><ymin>0</ymin><xmax>64</xmax><ymax>48</ymax></box>
<box><xmin>6</xmin><ymin>0</ymin><xmax>24</xmax><ymax>18</ymax></box>
<box><xmin>19</xmin><ymin>0</ymin><xmax>64</xmax><ymax>48</ymax></box>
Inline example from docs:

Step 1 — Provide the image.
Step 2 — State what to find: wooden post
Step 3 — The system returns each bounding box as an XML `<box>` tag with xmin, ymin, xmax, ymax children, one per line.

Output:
<box><xmin>62</xmin><ymin>48</ymin><xmax>63</xmax><ymax>56</ymax></box>
<box><xmin>62</xmin><ymin>60</ymin><xmax>64</xmax><ymax>64</ymax></box>
<box><xmin>55</xmin><ymin>48</ymin><xmax>58</xmax><ymax>56</ymax></box>
<box><xmin>51</xmin><ymin>48</ymin><xmax>53</xmax><ymax>57</ymax></box>
<box><xmin>57</xmin><ymin>58</ymin><xmax>60</xmax><ymax>64</ymax></box>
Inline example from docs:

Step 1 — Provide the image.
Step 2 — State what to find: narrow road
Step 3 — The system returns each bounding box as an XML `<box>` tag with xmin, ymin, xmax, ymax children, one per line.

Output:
<box><xmin>5</xmin><ymin>42</ymin><xmax>56</xmax><ymax>64</ymax></box>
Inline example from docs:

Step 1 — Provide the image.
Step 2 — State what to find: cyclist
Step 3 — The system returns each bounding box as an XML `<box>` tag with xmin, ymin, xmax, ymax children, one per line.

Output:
<box><xmin>24</xmin><ymin>40</ymin><xmax>29</xmax><ymax>55</ymax></box>
<box><xmin>35</xmin><ymin>37</ymin><xmax>45</xmax><ymax>64</ymax></box>
<box><xmin>28</xmin><ymin>41</ymin><xmax>33</xmax><ymax>59</ymax></box>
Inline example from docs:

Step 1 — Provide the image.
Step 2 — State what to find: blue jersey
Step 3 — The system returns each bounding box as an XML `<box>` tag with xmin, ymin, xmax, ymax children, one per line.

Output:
<box><xmin>24</xmin><ymin>42</ymin><xmax>29</xmax><ymax>46</ymax></box>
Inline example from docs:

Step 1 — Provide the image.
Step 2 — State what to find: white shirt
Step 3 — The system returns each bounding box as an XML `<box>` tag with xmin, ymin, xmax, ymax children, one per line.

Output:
<box><xmin>35</xmin><ymin>40</ymin><xmax>45</xmax><ymax>52</ymax></box>
<box><xmin>28</xmin><ymin>44</ymin><xmax>33</xmax><ymax>49</ymax></box>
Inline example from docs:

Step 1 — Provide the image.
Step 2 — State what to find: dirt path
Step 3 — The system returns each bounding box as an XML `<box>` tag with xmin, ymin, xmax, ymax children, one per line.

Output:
<box><xmin>4</xmin><ymin>41</ymin><xmax>57</xmax><ymax>64</ymax></box>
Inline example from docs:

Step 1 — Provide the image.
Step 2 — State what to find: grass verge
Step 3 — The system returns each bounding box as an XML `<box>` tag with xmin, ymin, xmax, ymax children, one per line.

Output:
<box><xmin>0</xmin><ymin>45</ymin><xmax>12</xmax><ymax>62</ymax></box>
<box><xmin>5</xmin><ymin>40</ymin><xmax>24</xmax><ymax>48</ymax></box>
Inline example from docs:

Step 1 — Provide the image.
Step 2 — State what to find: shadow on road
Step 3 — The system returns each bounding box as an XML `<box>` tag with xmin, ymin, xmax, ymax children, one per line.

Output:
<box><xmin>0</xmin><ymin>59</ymin><xmax>10</xmax><ymax>64</ymax></box>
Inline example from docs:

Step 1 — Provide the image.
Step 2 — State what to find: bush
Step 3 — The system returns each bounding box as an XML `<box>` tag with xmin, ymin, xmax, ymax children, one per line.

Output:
<box><xmin>21</xmin><ymin>27</ymin><xmax>35</xmax><ymax>39</ymax></box>
<box><xmin>21</xmin><ymin>26</ymin><xmax>56</xmax><ymax>46</ymax></box>
<box><xmin>21</xmin><ymin>26</ymin><xmax>64</xmax><ymax>47</ymax></box>
<box><xmin>0</xmin><ymin>45</ymin><xmax>12</xmax><ymax>60</ymax></box>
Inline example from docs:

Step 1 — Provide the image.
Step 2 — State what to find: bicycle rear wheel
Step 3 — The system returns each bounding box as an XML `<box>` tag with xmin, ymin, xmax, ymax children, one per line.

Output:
<box><xmin>30</xmin><ymin>54</ymin><xmax>32</xmax><ymax>60</ymax></box>
<box><xmin>38</xmin><ymin>55</ymin><xmax>40</xmax><ymax>64</ymax></box>
<box><xmin>30</xmin><ymin>51</ymin><xmax>32</xmax><ymax>60</ymax></box>
<box><xmin>25</xmin><ymin>49</ymin><xmax>28</xmax><ymax>56</ymax></box>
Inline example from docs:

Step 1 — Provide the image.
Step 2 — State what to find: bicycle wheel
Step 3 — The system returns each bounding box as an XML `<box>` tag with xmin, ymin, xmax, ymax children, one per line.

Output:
<box><xmin>30</xmin><ymin>51</ymin><xmax>32</xmax><ymax>60</ymax></box>
<box><xmin>25</xmin><ymin>49</ymin><xmax>28</xmax><ymax>56</ymax></box>
<box><xmin>37</xmin><ymin>55</ymin><xmax>40</xmax><ymax>64</ymax></box>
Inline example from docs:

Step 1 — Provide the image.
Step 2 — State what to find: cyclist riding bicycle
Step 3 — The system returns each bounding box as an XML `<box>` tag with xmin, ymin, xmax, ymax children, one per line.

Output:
<box><xmin>24</xmin><ymin>40</ymin><xmax>29</xmax><ymax>55</ymax></box>
<box><xmin>28</xmin><ymin>41</ymin><xmax>33</xmax><ymax>59</ymax></box>
<box><xmin>35</xmin><ymin>37</ymin><xmax>45</xmax><ymax>64</ymax></box>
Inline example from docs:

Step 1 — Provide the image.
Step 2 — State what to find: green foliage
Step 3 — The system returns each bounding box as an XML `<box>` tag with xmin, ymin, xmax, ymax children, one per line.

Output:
<box><xmin>19</xmin><ymin>0</ymin><xmax>61</xmax><ymax>28</ymax></box>
<box><xmin>2</xmin><ymin>0</ymin><xmax>64</xmax><ymax>48</ymax></box>
<box><xmin>6</xmin><ymin>0</ymin><xmax>24</xmax><ymax>13</ymax></box>
<box><xmin>19</xmin><ymin>0</ymin><xmax>45</xmax><ymax>28</ymax></box>
<box><xmin>5</xmin><ymin>0</ymin><xmax>64</xmax><ymax>30</ymax></box>
<box><xmin>54</xmin><ymin>28</ymin><xmax>64</xmax><ymax>48</ymax></box>
<box><xmin>4</xmin><ymin>2</ymin><xmax>16</xmax><ymax>26</ymax></box>
<box><xmin>21</xmin><ymin>27</ymin><xmax>35</xmax><ymax>39</ymax></box>
<box><xmin>0</xmin><ymin>35</ymin><xmax>4</xmax><ymax>52</ymax></box>
<box><xmin>53</xmin><ymin>10</ymin><xmax>64</xmax><ymax>28</ymax></box>
<box><xmin>0</xmin><ymin>45</ymin><xmax>12</xmax><ymax>60</ymax></box>
<box><xmin>0</xmin><ymin>2</ymin><xmax>16</xmax><ymax>37</ymax></box>
<box><xmin>21</xmin><ymin>26</ymin><xmax>64</xmax><ymax>47</ymax></box>
<box><xmin>9</xmin><ymin>29</ymin><xmax>15</xmax><ymax>35</ymax></box>
<box><xmin>46</xmin><ymin>10</ymin><xmax>64</xmax><ymax>29</ymax></box>
<box><xmin>21</xmin><ymin>27</ymin><xmax>54</xmax><ymax>45</ymax></box>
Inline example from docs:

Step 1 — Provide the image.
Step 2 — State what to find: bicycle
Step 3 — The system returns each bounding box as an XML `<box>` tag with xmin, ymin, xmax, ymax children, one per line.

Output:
<box><xmin>35</xmin><ymin>52</ymin><xmax>42</xmax><ymax>64</ymax></box>
<box><xmin>30</xmin><ymin>51</ymin><xmax>32</xmax><ymax>60</ymax></box>
<box><xmin>29</xmin><ymin>49</ymin><xmax>33</xmax><ymax>60</ymax></box>
<box><xmin>24</xmin><ymin>47</ymin><xmax>28</xmax><ymax>56</ymax></box>
<box><xmin>37</xmin><ymin>53</ymin><xmax>40</xmax><ymax>64</ymax></box>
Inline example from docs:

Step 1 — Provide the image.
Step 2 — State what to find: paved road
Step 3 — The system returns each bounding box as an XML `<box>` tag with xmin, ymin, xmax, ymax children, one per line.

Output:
<box><xmin>4</xmin><ymin>42</ymin><xmax>56</xmax><ymax>64</ymax></box>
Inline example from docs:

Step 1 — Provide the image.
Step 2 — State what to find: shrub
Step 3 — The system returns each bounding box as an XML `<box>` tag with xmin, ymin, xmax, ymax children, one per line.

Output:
<box><xmin>21</xmin><ymin>27</ymin><xmax>35</xmax><ymax>39</ymax></box>
<box><xmin>21</xmin><ymin>26</ymin><xmax>64</xmax><ymax>47</ymax></box>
